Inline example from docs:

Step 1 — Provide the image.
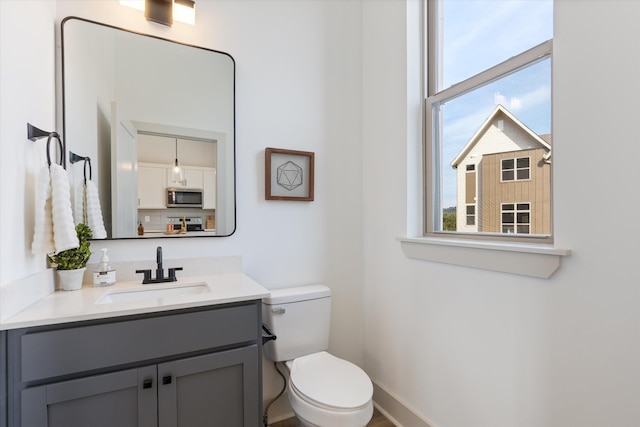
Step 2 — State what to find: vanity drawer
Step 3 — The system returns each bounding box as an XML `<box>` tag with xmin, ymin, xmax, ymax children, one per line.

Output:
<box><xmin>13</xmin><ymin>302</ymin><xmax>259</xmax><ymax>384</ymax></box>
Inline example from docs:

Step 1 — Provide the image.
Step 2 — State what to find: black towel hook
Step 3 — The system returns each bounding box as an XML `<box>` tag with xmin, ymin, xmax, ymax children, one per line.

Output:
<box><xmin>27</xmin><ymin>123</ymin><xmax>64</xmax><ymax>167</ymax></box>
<box><xmin>46</xmin><ymin>134</ymin><xmax>64</xmax><ymax>167</ymax></box>
<box><xmin>69</xmin><ymin>151</ymin><xmax>92</xmax><ymax>184</ymax></box>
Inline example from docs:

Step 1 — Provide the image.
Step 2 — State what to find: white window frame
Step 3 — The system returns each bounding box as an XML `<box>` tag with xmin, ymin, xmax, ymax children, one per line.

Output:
<box><xmin>424</xmin><ymin>0</ymin><xmax>552</xmax><ymax>245</ymax></box>
<box><xmin>399</xmin><ymin>0</ymin><xmax>570</xmax><ymax>279</ymax></box>
<box><xmin>501</xmin><ymin>156</ymin><xmax>531</xmax><ymax>182</ymax></box>
<box><xmin>501</xmin><ymin>202</ymin><xmax>531</xmax><ymax>234</ymax></box>
<box><xmin>466</xmin><ymin>204</ymin><xmax>475</xmax><ymax>226</ymax></box>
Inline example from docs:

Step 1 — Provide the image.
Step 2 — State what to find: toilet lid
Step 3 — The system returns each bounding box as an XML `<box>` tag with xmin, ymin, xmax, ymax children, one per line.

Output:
<box><xmin>289</xmin><ymin>352</ymin><xmax>373</xmax><ymax>410</ymax></box>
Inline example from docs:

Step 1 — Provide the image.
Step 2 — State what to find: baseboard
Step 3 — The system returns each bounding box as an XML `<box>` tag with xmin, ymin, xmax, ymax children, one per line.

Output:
<box><xmin>373</xmin><ymin>382</ymin><xmax>436</xmax><ymax>427</ymax></box>
<box><xmin>267</xmin><ymin>411</ymin><xmax>295</xmax><ymax>424</ymax></box>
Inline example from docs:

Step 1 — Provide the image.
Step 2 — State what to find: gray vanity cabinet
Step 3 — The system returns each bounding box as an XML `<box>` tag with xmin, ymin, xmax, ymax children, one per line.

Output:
<box><xmin>3</xmin><ymin>301</ymin><xmax>262</xmax><ymax>427</ymax></box>
<box><xmin>158</xmin><ymin>345</ymin><xmax>258</xmax><ymax>426</ymax></box>
<box><xmin>22</xmin><ymin>365</ymin><xmax>157</xmax><ymax>427</ymax></box>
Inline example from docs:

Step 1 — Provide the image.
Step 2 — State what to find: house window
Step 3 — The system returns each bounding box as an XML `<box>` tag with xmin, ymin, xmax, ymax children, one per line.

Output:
<box><xmin>502</xmin><ymin>203</ymin><xmax>530</xmax><ymax>234</ymax></box>
<box><xmin>501</xmin><ymin>157</ymin><xmax>530</xmax><ymax>182</ymax></box>
<box><xmin>425</xmin><ymin>0</ymin><xmax>553</xmax><ymax>242</ymax></box>
<box><xmin>466</xmin><ymin>205</ymin><xmax>475</xmax><ymax>226</ymax></box>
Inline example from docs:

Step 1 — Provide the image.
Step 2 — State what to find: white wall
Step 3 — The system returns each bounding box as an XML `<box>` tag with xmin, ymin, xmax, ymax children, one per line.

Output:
<box><xmin>5</xmin><ymin>1</ymin><xmax>639</xmax><ymax>426</ymax></box>
<box><xmin>550</xmin><ymin>1</ymin><xmax>640</xmax><ymax>425</ymax></box>
<box><xmin>363</xmin><ymin>1</ymin><xmax>640</xmax><ymax>427</ymax></box>
<box><xmin>0</xmin><ymin>0</ymin><xmax>363</xmax><ymax>421</ymax></box>
<box><xmin>0</xmin><ymin>1</ymin><xmax>57</xmax><ymax>286</ymax></box>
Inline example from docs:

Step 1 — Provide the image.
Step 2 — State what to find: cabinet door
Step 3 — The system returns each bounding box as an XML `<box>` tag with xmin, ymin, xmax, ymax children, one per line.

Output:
<box><xmin>167</xmin><ymin>168</ymin><xmax>203</xmax><ymax>189</ymax></box>
<box><xmin>203</xmin><ymin>170</ymin><xmax>216</xmax><ymax>209</ymax></box>
<box><xmin>138</xmin><ymin>164</ymin><xmax>167</xmax><ymax>209</ymax></box>
<box><xmin>21</xmin><ymin>366</ymin><xmax>157</xmax><ymax>427</ymax></box>
<box><xmin>158</xmin><ymin>345</ymin><xmax>260</xmax><ymax>427</ymax></box>
<box><xmin>185</xmin><ymin>169</ymin><xmax>204</xmax><ymax>189</ymax></box>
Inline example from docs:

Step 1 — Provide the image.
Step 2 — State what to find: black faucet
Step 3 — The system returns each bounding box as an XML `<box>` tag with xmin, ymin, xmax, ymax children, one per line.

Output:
<box><xmin>136</xmin><ymin>246</ymin><xmax>183</xmax><ymax>284</ymax></box>
<box><xmin>156</xmin><ymin>246</ymin><xmax>164</xmax><ymax>280</ymax></box>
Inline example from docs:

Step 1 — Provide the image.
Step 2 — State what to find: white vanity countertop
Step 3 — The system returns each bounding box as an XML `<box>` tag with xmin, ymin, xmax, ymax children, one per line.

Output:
<box><xmin>0</xmin><ymin>273</ymin><xmax>270</xmax><ymax>330</ymax></box>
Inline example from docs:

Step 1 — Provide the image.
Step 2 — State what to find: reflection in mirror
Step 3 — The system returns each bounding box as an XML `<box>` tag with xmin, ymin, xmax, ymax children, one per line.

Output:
<box><xmin>62</xmin><ymin>17</ymin><xmax>235</xmax><ymax>239</ymax></box>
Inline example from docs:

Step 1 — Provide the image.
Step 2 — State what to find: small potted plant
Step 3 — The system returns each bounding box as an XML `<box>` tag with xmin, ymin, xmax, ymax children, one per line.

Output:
<box><xmin>48</xmin><ymin>223</ymin><xmax>93</xmax><ymax>291</ymax></box>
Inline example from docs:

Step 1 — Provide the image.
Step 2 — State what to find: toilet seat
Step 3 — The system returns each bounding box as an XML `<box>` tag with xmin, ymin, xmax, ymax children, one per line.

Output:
<box><xmin>288</xmin><ymin>351</ymin><xmax>373</xmax><ymax>411</ymax></box>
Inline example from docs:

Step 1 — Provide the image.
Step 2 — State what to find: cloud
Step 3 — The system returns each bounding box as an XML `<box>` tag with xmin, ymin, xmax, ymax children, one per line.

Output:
<box><xmin>494</xmin><ymin>92</ymin><xmax>507</xmax><ymax>106</ymax></box>
<box><xmin>442</xmin><ymin>0</ymin><xmax>552</xmax><ymax>87</ymax></box>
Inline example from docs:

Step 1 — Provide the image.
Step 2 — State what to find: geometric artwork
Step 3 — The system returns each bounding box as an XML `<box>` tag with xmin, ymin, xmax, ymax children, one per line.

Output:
<box><xmin>276</xmin><ymin>161</ymin><xmax>303</xmax><ymax>191</ymax></box>
<box><xmin>265</xmin><ymin>147</ymin><xmax>315</xmax><ymax>201</ymax></box>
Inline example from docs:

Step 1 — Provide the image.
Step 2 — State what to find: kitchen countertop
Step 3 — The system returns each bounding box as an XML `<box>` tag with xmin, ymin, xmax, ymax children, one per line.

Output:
<box><xmin>0</xmin><ymin>273</ymin><xmax>270</xmax><ymax>330</ymax></box>
<box><xmin>138</xmin><ymin>230</ymin><xmax>217</xmax><ymax>237</ymax></box>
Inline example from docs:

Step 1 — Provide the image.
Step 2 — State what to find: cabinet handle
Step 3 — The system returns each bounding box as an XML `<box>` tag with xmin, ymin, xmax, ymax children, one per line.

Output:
<box><xmin>143</xmin><ymin>379</ymin><xmax>153</xmax><ymax>389</ymax></box>
<box><xmin>163</xmin><ymin>375</ymin><xmax>172</xmax><ymax>385</ymax></box>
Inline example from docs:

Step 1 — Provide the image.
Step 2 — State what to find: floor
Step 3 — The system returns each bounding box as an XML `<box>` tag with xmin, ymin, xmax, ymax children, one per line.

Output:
<box><xmin>270</xmin><ymin>407</ymin><xmax>395</xmax><ymax>427</ymax></box>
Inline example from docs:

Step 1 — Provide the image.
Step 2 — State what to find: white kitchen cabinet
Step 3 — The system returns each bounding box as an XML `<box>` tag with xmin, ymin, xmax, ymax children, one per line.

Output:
<box><xmin>137</xmin><ymin>163</ymin><xmax>167</xmax><ymax>209</ymax></box>
<box><xmin>167</xmin><ymin>167</ymin><xmax>204</xmax><ymax>190</ymax></box>
<box><xmin>203</xmin><ymin>170</ymin><xmax>216</xmax><ymax>209</ymax></box>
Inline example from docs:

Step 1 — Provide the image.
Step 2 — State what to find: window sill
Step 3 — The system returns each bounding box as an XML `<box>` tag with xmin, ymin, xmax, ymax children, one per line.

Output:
<box><xmin>398</xmin><ymin>236</ymin><xmax>571</xmax><ymax>279</ymax></box>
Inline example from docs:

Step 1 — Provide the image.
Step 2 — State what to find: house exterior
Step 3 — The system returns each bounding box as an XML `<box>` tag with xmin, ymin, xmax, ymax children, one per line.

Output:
<box><xmin>450</xmin><ymin>105</ymin><xmax>551</xmax><ymax>235</ymax></box>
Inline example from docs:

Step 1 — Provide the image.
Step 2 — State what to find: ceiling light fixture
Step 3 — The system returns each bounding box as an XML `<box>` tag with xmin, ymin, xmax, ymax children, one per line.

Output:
<box><xmin>173</xmin><ymin>0</ymin><xmax>196</xmax><ymax>25</ymax></box>
<box><xmin>171</xmin><ymin>138</ymin><xmax>185</xmax><ymax>184</ymax></box>
<box><xmin>120</xmin><ymin>0</ymin><xmax>195</xmax><ymax>26</ymax></box>
<box><xmin>145</xmin><ymin>0</ymin><xmax>173</xmax><ymax>26</ymax></box>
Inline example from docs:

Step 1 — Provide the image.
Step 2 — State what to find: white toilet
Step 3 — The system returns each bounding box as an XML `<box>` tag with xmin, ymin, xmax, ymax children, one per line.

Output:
<box><xmin>262</xmin><ymin>285</ymin><xmax>373</xmax><ymax>427</ymax></box>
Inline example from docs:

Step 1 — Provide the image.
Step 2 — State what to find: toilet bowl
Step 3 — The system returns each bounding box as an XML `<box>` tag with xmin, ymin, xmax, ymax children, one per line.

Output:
<box><xmin>262</xmin><ymin>285</ymin><xmax>374</xmax><ymax>427</ymax></box>
<box><xmin>286</xmin><ymin>352</ymin><xmax>373</xmax><ymax>427</ymax></box>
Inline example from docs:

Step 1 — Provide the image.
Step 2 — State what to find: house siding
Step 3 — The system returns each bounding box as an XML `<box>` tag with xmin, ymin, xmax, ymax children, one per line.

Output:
<box><xmin>480</xmin><ymin>148</ymin><xmax>551</xmax><ymax>234</ymax></box>
<box><xmin>454</xmin><ymin>109</ymin><xmax>551</xmax><ymax>234</ymax></box>
<box><xmin>465</xmin><ymin>171</ymin><xmax>476</xmax><ymax>204</ymax></box>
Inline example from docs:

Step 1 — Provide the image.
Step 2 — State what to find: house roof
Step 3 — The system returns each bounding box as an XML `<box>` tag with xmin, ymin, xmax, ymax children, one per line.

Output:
<box><xmin>450</xmin><ymin>104</ymin><xmax>551</xmax><ymax>168</ymax></box>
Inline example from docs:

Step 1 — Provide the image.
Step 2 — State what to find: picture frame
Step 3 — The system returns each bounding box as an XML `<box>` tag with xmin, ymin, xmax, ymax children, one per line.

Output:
<box><xmin>265</xmin><ymin>147</ymin><xmax>315</xmax><ymax>201</ymax></box>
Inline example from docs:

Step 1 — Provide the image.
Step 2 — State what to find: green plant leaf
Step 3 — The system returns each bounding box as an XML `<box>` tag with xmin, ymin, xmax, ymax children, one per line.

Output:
<box><xmin>48</xmin><ymin>223</ymin><xmax>93</xmax><ymax>270</ymax></box>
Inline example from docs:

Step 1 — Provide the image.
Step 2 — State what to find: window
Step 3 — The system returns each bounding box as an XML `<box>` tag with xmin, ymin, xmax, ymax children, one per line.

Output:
<box><xmin>501</xmin><ymin>203</ymin><xmax>530</xmax><ymax>234</ymax></box>
<box><xmin>466</xmin><ymin>205</ymin><xmax>475</xmax><ymax>226</ymax></box>
<box><xmin>425</xmin><ymin>0</ymin><xmax>553</xmax><ymax>242</ymax></box>
<box><xmin>501</xmin><ymin>157</ymin><xmax>530</xmax><ymax>182</ymax></box>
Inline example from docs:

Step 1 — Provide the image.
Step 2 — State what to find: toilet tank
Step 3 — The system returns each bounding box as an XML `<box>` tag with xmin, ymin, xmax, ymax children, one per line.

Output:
<box><xmin>262</xmin><ymin>284</ymin><xmax>331</xmax><ymax>362</ymax></box>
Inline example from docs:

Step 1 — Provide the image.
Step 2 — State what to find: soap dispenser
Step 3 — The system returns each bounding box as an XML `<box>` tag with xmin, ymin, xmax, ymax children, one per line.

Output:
<box><xmin>93</xmin><ymin>248</ymin><xmax>116</xmax><ymax>287</ymax></box>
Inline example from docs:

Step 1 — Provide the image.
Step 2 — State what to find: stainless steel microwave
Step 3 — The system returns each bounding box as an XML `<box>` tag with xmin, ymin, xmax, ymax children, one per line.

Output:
<box><xmin>167</xmin><ymin>188</ymin><xmax>203</xmax><ymax>208</ymax></box>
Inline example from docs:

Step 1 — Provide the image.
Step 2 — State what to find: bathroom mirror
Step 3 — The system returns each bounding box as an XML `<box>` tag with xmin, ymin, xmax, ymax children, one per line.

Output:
<box><xmin>61</xmin><ymin>17</ymin><xmax>235</xmax><ymax>239</ymax></box>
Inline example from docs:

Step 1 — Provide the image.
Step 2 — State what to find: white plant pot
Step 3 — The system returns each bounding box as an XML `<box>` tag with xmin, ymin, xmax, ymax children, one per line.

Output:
<box><xmin>57</xmin><ymin>267</ymin><xmax>86</xmax><ymax>291</ymax></box>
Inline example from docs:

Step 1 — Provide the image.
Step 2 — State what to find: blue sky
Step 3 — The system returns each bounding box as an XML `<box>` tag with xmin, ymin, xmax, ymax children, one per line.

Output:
<box><xmin>438</xmin><ymin>0</ymin><xmax>553</xmax><ymax>209</ymax></box>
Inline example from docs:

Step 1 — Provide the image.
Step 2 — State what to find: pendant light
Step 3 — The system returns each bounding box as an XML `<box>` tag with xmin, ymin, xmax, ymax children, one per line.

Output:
<box><xmin>171</xmin><ymin>138</ymin><xmax>185</xmax><ymax>184</ymax></box>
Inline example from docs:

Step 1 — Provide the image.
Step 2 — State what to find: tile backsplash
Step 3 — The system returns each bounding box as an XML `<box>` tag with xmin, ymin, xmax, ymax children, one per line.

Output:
<box><xmin>138</xmin><ymin>208</ymin><xmax>215</xmax><ymax>232</ymax></box>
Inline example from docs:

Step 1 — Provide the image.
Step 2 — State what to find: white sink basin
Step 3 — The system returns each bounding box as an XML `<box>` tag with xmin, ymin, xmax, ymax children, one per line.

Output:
<box><xmin>95</xmin><ymin>282</ymin><xmax>211</xmax><ymax>304</ymax></box>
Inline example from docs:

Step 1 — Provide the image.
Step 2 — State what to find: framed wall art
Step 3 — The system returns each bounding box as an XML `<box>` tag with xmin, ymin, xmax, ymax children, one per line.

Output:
<box><xmin>265</xmin><ymin>147</ymin><xmax>315</xmax><ymax>201</ymax></box>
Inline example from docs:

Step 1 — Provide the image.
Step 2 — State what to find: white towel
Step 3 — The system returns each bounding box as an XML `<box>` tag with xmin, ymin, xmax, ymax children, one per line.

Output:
<box><xmin>73</xmin><ymin>182</ymin><xmax>86</xmax><ymax>226</ymax></box>
<box><xmin>85</xmin><ymin>180</ymin><xmax>107</xmax><ymax>239</ymax></box>
<box><xmin>73</xmin><ymin>179</ymin><xmax>107</xmax><ymax>239</ymax></box>
<box><xmin>49</xmin><ymin>164</ymin><xmax>79</xmax><ymax>253</ymax></box>
<box><xmin>31</xmin><ymin>166</ymin><xmax>55</xmax><ymax>254</ymax></box>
